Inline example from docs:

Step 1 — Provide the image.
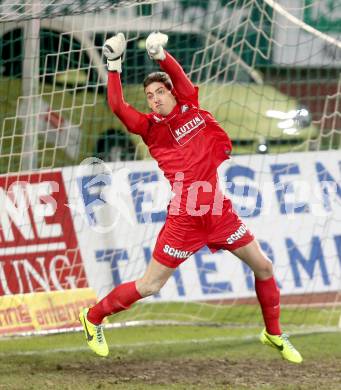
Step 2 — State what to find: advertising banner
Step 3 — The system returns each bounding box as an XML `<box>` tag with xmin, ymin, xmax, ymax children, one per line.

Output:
<box><xmin>0</xmin><ymin>151</ymin><xmax>340</xmax><ymax>304</ymax></box>
<box><xmin>64</xmin><ymin>150</ymin><xmax>341</xmax><ymax>302</ymax></box>
<box><xmin>0</xmin><ymin>171</ymin><xmax>87</xmax><ymax>295</ymax></box>
<box><xmin>0</xmin><ymin>288</ymin><xmax>97</xmax><ymax>335</ymax></box>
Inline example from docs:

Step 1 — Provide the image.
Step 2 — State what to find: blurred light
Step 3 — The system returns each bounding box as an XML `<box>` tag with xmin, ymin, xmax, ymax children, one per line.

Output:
<box><xmin>297</xmin><ymin>108</ymin><xmax>309</xmax><ymax>117</ymax></box>
<box><xmin>266</xmin><ymin>109</ymin><xmax>297</xmax><ymax>120</ymax></box>
<box><xmin>278</xmin><ymin>118</ymin><xmax>294</xmax><ymax>129</ymax></box>
<box><xmin>258</xmin><ymin>143</ymin><xmax>268</xmax><ymax>153</ymax></box>
<box><xmin>266</xmin><ymin>109</ymin><xmax>287</xmax><ymax>119</ymax></box>
<box><xmin>283</xmin><ymin>127</ymin><xmax>299</xmax><ymax>135</ymax></box>
<box><xmin>137</xmin><ymin>39</ymin><xmax>146</xmax><ymax>50</ymax></box>
<box><xmin>266</xmin><ymin>108</ymin><xmax>312</xmax><ymax>130</ymax></box>
<box><xmin>257</xmin><ymin>136</ymin><xmax>268</xmax><ymax>154</ymax></box>
<box><xmin>294</xmin><ymin>108</ymin><xmax>312</xmax><ymax>128</ymax></box>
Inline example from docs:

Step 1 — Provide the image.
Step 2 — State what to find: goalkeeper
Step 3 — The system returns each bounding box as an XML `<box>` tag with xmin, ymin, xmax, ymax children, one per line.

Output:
<box><xmin>79</xmin><ymin>32</ymin><xmax>302</xmax><ymax>364</ymax></box>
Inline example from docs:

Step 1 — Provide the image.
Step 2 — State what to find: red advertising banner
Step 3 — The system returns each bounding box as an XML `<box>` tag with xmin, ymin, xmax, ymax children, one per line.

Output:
<box><xmin>0</xmin><ymin>171</ymin><xmax>87</xmax><ymax>295</ymax></box>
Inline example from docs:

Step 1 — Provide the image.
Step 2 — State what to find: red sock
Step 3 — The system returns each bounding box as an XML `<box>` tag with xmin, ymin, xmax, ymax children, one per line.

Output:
<box><xmin>87</xmin><ymin>281</ymin><xmax>142</xmax><ymax>325</ymax></box>
<box><xmin>255</xmin><ymin>276</ymin><xmax>281</xmax><ymax>335</ymax></box>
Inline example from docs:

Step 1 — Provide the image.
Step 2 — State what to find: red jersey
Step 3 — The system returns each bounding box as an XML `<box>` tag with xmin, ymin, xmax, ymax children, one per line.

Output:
<box><xmin>107</xmin><ymin>51</ymin><xmax>232</xmax><ymax>212</ymax></box>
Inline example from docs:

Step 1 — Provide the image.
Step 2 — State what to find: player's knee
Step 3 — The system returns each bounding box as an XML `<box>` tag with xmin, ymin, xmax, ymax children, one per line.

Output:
<box><xmin>137</xmin><ymin>279</ymin><xmax>163</xmax><ymax>297</ymax></box>
<box><xmin>145</xmin><ymin>282</ymin><xmax>163</xmax><ymax>296</ymax></box>
<box><xmin>254</xmin><ymin>257</ymin><xmax>273</xmax><ymax>280</ymax></box>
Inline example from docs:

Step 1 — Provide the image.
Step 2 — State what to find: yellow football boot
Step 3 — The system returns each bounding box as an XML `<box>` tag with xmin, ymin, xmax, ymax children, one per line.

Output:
<box><xmin>260</xmin><ymin>328</ymin><xmax>303</xmax><ymax>363</ymax></box>
<box><xmin>79</xmin><ymin>308</ymin><xmax>109</xmax><ymax>357</ymax></box>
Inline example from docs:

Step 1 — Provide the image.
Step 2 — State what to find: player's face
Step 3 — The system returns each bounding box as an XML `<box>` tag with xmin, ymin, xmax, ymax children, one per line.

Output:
<box><xmin>145</xmin><ymin>82</ymin><xmax>177</xmax><ymax>116</ymax></box>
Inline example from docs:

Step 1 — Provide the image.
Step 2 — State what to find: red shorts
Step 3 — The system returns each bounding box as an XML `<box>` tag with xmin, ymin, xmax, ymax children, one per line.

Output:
<box><xmin>153</xmin><ymin>196</ymin><xmax>254</xmax><ymax>268</ymax></box>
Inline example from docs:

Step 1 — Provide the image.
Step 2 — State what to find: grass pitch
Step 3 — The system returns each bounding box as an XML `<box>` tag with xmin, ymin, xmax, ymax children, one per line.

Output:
<box><xmin>0</xmin><ymin>304</ymin><xmax>340</xmax><ymax>389</ymax></box>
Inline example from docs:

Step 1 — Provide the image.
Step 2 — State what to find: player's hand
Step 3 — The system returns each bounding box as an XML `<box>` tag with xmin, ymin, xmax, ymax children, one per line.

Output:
<box><xmin>146</xmin><ymin>32</ymin><xmax>168</xmax><ymax>61</ymax></box>
<box><xmin>103</xmin><ymin>33</ymin><xmax>126</xmax><ymax>72</ymax></box>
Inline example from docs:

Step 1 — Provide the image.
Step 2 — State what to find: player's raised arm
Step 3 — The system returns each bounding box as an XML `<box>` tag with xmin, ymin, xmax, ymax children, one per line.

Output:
<box><xmin>146</xmin><ymin>32</ymin><xmax>197</xmax><ymax>102</ymax></box>
<box><xmin>103</xmin><ymin>33</ymin><xmax>150</xmax><ymax>138</ymax></box>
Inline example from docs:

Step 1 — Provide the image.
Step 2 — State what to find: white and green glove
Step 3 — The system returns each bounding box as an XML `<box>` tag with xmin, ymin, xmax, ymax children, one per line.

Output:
<box><xmin>103</xmin><ymin>33</ymin><xmax>126</xmax><ymax>73</ymax></box>
<box><xmin>146</xmin><ymin>32</ymin><xmax>168</xmax><ymax>61</ymax></box>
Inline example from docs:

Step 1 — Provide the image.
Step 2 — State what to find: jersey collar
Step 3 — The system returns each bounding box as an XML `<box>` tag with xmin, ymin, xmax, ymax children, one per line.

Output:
<box><xmin>151</xmin><ymin>101</ymin><xmax>193</xmax><ymax>124</ymax></box>
<box><xmin>151</xmin><ymin>103</ymin><xmax>179</xmax><ymax>123</ymax></box>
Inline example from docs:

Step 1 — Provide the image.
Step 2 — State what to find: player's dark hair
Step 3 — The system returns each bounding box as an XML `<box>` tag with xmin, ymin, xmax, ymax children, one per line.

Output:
<box><xmin>143</xmin><ymin>72</ymin><xmax>173</xmax><ymax>91</ymax></box>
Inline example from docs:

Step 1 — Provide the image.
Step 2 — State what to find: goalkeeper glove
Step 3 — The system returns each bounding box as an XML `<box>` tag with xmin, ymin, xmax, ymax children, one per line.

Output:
<box><xmin>146</xmin><ymin>32</ymin><xmax>168</xmax><ymax>61</ymax></box>
<box><xmin>103</xmin><ymin>33</ymin><xmax>126</xmax><ymax>73</ymax></box>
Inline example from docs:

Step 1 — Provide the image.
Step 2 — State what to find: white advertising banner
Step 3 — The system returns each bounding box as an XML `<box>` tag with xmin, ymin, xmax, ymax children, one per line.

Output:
<box><xmin>62</xmin><ymin>150</ymin><xmax>341</xmax><ymax>302</ymax></box>
<box><xmin>1</xmin><ymin>151</ymin><xmax>339</xmax><ymax>301</ymax></box>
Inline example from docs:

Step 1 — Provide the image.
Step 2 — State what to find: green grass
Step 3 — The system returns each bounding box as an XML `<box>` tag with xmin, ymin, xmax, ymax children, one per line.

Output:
<box><xmin>0</xmin><ymin>303</ymin><xmax>340</xmax><ymax>389</ymax></box>
<box><xmin>0</xmin><ymin>326</ymin><xmax>340</xmax><ymax>389</ymax></box>
<box><xmin>109</xmin><ymin>302</ymin><xmax>340</xmax><ymax>329</ymax></box>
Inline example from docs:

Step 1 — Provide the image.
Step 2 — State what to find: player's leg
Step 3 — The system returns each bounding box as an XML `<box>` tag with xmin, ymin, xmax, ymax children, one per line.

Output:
<box><xmin>207</xmin><ymin>195</ymin><xmax>302</xmax><ymax>363</ymax></box>
<box><xmin>85</xmin><ymin>213</ymin><xmax>201</xmax><ymax>321</ymax></box>
<box><xmin>80</xmin><ymin>213</ymin><xmax>203</xmax><ymax>356</ymax></box>
<box><xmin>135</xmin><ymin>257</ymin><xmax>176</xmax><ymax>296</ymax></box>
<box><xmin>231</xmin><ymin>240</ymin><xmax>280</xmax><ymax>334</ymax></box>
<box><xmin>208</xmin><ymin>198</ymin><xmax>281</xmax><ymax>335</ymax></box>
<box><xmin>88</xmin><ymin>257</ymin><xmax>174</xmax><ymax>324</ymax></box>
<box><xmin>79</xmin><ymin>257</ymin><xmax>175</xmax><ymax>356</ymax></box>
<box><xmin>231</xmin><ymin>239</ymin><xmax>302</xmax><ymax>363</ymax></box>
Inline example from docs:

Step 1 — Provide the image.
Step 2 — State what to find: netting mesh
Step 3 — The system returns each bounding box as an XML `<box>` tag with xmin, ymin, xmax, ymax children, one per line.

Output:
<box><xmin>1</xmin><ymin>0</ymin><xmax>340</xmax><ymax>174</ymax></box>
<box><xmin>0</xmin><ymin>0</ymin><xmax>340</xmax><ymax>335</ymax></box>
<box><xmin>0</xmin><ymin>0</ymin><xmax>158</xmax><ymax>22</ymax></box>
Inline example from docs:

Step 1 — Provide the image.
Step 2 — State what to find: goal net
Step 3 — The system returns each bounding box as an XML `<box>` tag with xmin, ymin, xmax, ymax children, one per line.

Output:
<box><xmin>0</xmin><ymin>0</ymin><xmax>340</xmax><ymax>336</ymax></box>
